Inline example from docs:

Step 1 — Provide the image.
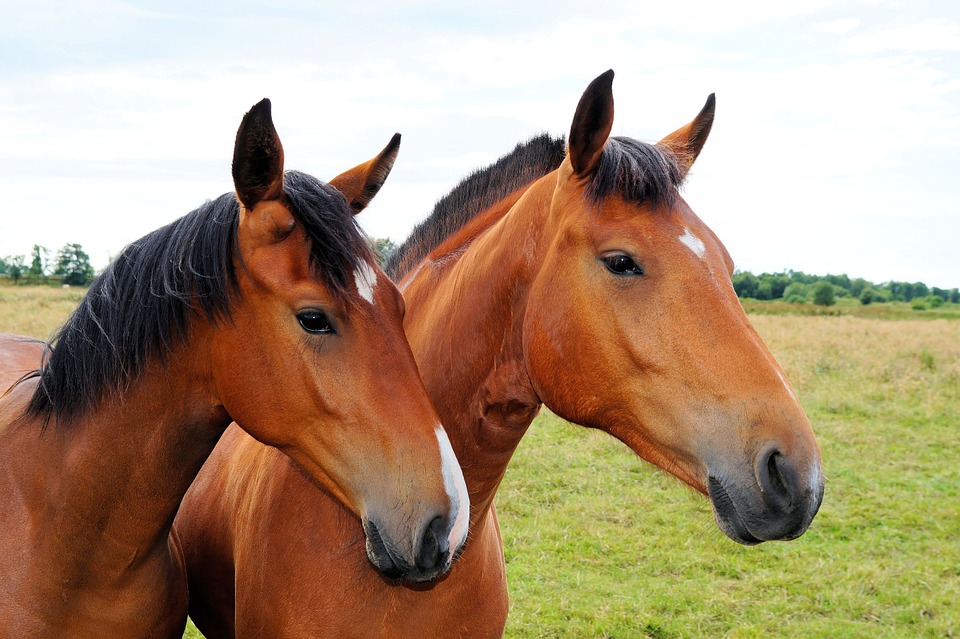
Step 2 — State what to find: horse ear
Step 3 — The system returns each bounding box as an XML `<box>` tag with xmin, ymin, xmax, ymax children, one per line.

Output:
<box><xmin>658</xmin><ymin>93</ymin><xmax>715</xmax><ymax>177</ymax></box>
<box><xmin>329</xmin><ymin>133</ymin><xmax>401</xmax><ymax>214</ymax></box>
<box><xmin>568</xmin><ymin>69</ymin><xmax>615</xmax><ymax>176</ymax></box>
<box><xmin>233</xmin><ymin>98</ymin><xmax>285</xmax><ymax>210</ymax></box>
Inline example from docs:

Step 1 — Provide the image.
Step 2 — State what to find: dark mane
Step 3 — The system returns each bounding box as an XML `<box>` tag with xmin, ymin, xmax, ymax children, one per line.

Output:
<box><xmin>385</xmin><ymin>134</ymin><xmax>684</xmax><ymax>279</ymax></box>
<box><xmin>385</xmin><ymin>134</ymin><xmax>567</xmax><ymax>279</ymax></box>
<box><xmin>26</xmin><ymin>170</ymin><xmax>372</xmax><ymax>424</ymax></box>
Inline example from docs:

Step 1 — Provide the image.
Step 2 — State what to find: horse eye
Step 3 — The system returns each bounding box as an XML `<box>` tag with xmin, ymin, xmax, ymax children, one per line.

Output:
<box><xmin>602</xmin><ymin>254</ymin><xmax>644</xmax><ymax>276</ymax></box>
<box><xmin>297</xmin><ymin>310</ymin><xmax>335</xmax><ymax>335</ymax></box>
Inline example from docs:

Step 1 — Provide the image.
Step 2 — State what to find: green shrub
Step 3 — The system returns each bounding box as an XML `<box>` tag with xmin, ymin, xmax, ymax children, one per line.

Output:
<box><xmin>812</xmin><ymin>281</ymin><xmax>836</xmax><ymax>306</ymax></box>
<box><xmin>783</xmin><ymin>282</ymin><xmax>807</xmax><ymax>301</ymax></box>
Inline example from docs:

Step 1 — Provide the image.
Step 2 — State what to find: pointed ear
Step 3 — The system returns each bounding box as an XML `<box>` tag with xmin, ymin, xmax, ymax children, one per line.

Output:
<box><xmin>329</xmin><ymin>133</ymin><xmax>401</xmax><ymax>214</ymax></box>
<box><xmin>658</xmin><ymin>93</ymin><xmax>715</xmax><ymax>177</ymax></box>
<box><xmin>233</xmin><ymin>98</ymin><xmax>285</xmax><ymax>210</ymax></box>
<box><xmin>569</xmin><ymin>69</ymin><xmax>615</xmax><ymax>176</ymax></box>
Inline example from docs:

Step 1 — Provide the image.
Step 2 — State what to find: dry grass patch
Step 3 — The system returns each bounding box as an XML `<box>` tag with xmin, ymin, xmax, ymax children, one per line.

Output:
<box><xmin>0</xmin><ymin>285</ymin><xmax>84</xmax><ymax>339</ymax></box>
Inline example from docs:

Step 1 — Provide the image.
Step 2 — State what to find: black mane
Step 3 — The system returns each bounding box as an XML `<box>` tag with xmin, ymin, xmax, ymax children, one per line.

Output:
<box><xmin>385</xmin><ymin>134</ymin><xmax>683</xmax><ymax>280</ymax></box>
<box><xmin>27</xmin><ymin>170</ymin><xmax>372</xmax><ymax>424</ymax></box>
<box><xmin>384</xmin><ymin>134</ymin><xmax>567</xmax><ymax>279</ymax></box>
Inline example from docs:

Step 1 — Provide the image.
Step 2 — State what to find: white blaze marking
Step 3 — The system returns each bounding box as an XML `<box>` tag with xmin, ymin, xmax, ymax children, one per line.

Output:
<box><xmin>353</xmin><ymin>261</ymin><xmax>377</xmax><ymax>304</ymax></box>
<box><xmin>679</xmin><ymin>227</ymin><xmax>706</xmax><ymax>259</ymax></box>
<box><xmin>435</xmin><ymin>426</ymin><xmax>470</xmax><ymax>551</ymax></box>
<box><xmin>777</xmin><ymin>370</ymin><xmax>799</xmax><ymax>404</ymax></box>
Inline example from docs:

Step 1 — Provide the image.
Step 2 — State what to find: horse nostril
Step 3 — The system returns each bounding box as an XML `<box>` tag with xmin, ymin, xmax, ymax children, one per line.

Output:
<box><xmin>757</xmin><ymin>448</ymin><xmax>793</xmax><ymax>509</ymax></box>
<box><xmin>415</xmin><ymin>516</ymin><xmax>448</xmax><ymax>572</ymax></box>
<box><xmin>768</xmin><ymin>451</ymin><xmax>787</xmax><ymax>495</ymax></box>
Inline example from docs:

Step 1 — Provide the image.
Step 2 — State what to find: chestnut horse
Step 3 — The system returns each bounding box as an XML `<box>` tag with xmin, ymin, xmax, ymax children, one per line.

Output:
<box><xmin>176</xmin><ymin>71</ymin><xmax>824</xmax><ymax>638</ymax></box>
<box><xmin>0</xmin><ymin>100</ymin><xmax>468</xmax><ymax>638</ymax></box>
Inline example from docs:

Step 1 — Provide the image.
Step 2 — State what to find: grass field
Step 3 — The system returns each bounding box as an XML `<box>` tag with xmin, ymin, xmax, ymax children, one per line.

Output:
<box><xmin>2</xmin><ymin>284</ymin><xmax>957</xmax><ymax>638</ymax></box>
<box><xmin>0</xmin><ymin>284</ymin><xmax>87</xmax><ymax>339</ymax></box>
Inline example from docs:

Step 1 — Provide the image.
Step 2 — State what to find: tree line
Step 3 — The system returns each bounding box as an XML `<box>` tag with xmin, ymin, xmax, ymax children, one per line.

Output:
<box><xmin>4</xmin><ymin>239</ymin><xmax>955</xmax><ymax>311</ymax></box>
<box><xmin>732</xmin><ymin>269</ymin><xmax>959</xmax><ymax>308</ymax></box>
<box><xmin>0</xmin><ymin>244</ymin><xmax>94</xmax><ymax>286</ymax></box>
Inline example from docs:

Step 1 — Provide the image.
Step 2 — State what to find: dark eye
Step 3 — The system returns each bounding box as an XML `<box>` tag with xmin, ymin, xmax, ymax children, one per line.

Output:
<box><xmin>297</xmin><ymin>310</ymin><xmax>335</xmax><ymax>334</ymax></box>
<box><xmin>602</xmin><ymin>254</ymin><xmax>644</xmax><ymax>276</ymax></box>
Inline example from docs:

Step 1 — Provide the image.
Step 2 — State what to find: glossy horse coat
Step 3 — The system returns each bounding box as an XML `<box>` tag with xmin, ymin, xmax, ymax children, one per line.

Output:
<box><xmin>0</xmin><ymin>101</ymin><xmax>467</xmax><ymax>638</ymax></box>
<box><xmin>176</xmin><ymin>72</ymin><xmax>824</xmax><ymax>638</ymax></box>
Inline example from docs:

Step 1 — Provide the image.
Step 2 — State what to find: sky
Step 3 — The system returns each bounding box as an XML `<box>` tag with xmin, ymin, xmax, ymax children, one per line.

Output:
<box><xmin>1</xmin><ymin>0</ymin><xmax>958</xmax><ymax>288</ymax></box>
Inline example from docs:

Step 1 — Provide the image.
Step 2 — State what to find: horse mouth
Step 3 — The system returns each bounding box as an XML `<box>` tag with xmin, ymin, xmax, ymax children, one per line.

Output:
<box><xmin>707</xmin><ymin>476</ymin><xmax>763</xmax><ymax>546</ymax></box>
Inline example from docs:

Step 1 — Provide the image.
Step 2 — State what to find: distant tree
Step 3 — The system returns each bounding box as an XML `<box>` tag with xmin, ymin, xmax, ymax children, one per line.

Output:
<box><xmin>0</xmin><ymin>256</ymin><xmax>7</xmax><ymax>275</ymax></box>
<box><xmin>825</xmin><ymin>273</ymin><xmax>851</xmax><ymax>293</ymax></box>
<box><xmin>912</xmin><ymin>281</ymin><xmax>929</xmax><ymax>299</ymax></box>
<box><xmin>28</xmin><ymin>245</ymin><xmax>48</xmax><ymax>278</ymax></box>
<box><xmin>732</xmin><ymin>271</ymin><xmax>760</xmax><ymax>298</ymax></box>
<box><xmin>850</xmin><ymin>278</ymin><xmax>869</xmax><ymax>298</ymax></box>
<box><xmin>859</xmin><ymin>289</ymin><xmax>874</xmax><ymax>305</ymax></box>
<box><xmin>950</xmin><ymin>289</ymin><xmax>960</xmax><ymax>304</ymax></box>
<box><xmin>7</xmin><ymin>255</ymin><xmax>26</xmax><ymax>284</ymax></box>
<box><xmin>756</xmin><ymin>280</ymin><xmax>773</xmax><ymax>300</ymax></box>
<box><xmin>926</xmin><ymin>295</ymin><xmax>944</xmax><ymax>309</ymax></box>
<box><xmin>371</xmin><ymin>237</ymin><xmax>397</xmax><ymax>267</ymax></box>
<box><xmin>54</xmin><ymin>243</ymin><xmax>94</xmax><ymax>286</ymax></box>
<box><xmin>812</xmin><ymin>281</ymin><xmax>836</xmax><ymax>306</ymax></box>
<box><xmin>890</xmin><ymin>281</ymin><xmax>915</xmax><ymax>302</ymax></box>
<box><xmin>787</xmin><ymin>270</ymin><xmax>818</xmax><ymax>285</ymax></box>
<box><xmin>758</xmin><ymin>272</ymin><xmax>790</xmax><ymax>299</ymax></box>
<box><xmin>783</xmin><ymin>282</ymin><xmax>807</xmax><ymax>300</ymax></box>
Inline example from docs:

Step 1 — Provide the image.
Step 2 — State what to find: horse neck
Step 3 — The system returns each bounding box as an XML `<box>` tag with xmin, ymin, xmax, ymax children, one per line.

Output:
<box><xmin>24</xmin><ymin>330</ymin><xmax>229</xmax><ymax>585</ymax></box>
<box><xmin>401</xmin><ymin>176</ymin><xmax>557</xmax><ymax>521</ymax></box>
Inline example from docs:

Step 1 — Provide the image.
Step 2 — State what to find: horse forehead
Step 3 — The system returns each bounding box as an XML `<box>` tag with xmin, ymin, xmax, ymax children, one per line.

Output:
<box><xmin>245</xmin><ymin>228</ymin><xmax>313</xmax><ymax>279</ymax></box>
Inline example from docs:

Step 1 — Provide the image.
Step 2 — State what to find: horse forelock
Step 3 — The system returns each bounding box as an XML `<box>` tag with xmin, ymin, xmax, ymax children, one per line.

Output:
<box><xmin>587</xmin><ymin>137</ymin><xmax>685</xmax><ymax>210</ymax></box>
<box><xmin>283</xmin><ymin>170</ymin><xmax>375</xmax><ymax>301</ymax></box>
<box><xmin>26</xmin><ymin>171</ymin><xmax>371</xmax><ymax>426</ymax></box>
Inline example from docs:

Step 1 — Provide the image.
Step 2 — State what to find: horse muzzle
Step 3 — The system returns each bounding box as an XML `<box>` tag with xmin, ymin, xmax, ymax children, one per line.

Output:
<box><xmin>363</xmin><ymin>512</ymin><xmax>464</xmax><ymax>583</ymax></box>
<box><xmin>707</xmin><ymin>444</ymin><xmax>824</xmax><ymax>545</ymax></box>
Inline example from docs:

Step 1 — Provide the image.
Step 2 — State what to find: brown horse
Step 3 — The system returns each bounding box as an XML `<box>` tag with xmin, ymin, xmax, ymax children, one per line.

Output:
<box><xmin>0</xmin><ymin>100</ymin><xmax>467</xmax><ymax>638</ymax></box>
<box><xmin>175</xmin><ymin>71</ymin><xmax>824</xmax><ymax>638</ymax></box>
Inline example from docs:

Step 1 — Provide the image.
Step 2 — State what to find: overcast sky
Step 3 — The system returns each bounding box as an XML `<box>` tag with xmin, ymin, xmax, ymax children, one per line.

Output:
<box><xmin>2</xmin><ymin>1</ymin><xmax>958</xmax><ymax>288</ymax></box>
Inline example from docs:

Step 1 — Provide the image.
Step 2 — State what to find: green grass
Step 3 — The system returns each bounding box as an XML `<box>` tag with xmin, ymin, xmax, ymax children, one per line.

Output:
<box><xmin>2</xmin><ymin>285</ymin><xmax>956</xmax><ymax>637</ymax></box>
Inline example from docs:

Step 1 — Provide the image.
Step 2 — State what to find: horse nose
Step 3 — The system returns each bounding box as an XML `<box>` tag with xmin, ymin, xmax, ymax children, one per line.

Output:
<box><xmin>363</xmin><ymin>511</ymin><xmax>461</xmax><ymax>583</ymax></box>
<box><xmin>414</xmin><ymin>515</ymin><xmax>450</xmax><ymax>573</ymax></box>
<box><xmin>754</xmin><ymin>445</ymin><xmax>823</xmax><ymax>539</ymax></box>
